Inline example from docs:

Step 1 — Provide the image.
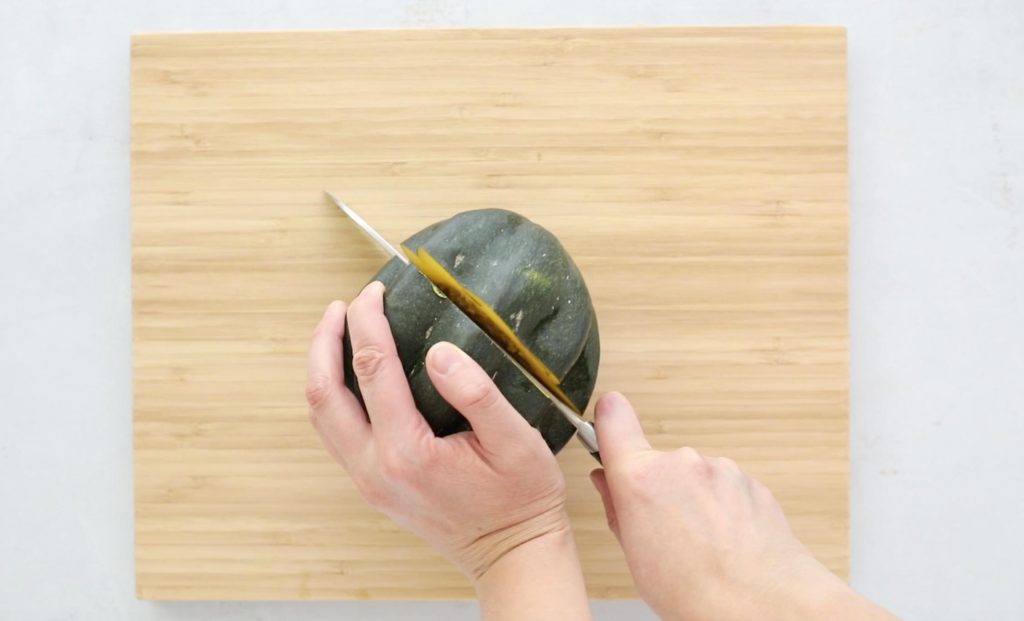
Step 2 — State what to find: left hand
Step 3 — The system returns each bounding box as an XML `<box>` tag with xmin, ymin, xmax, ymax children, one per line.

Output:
<box><xmin>305</xmin><ymin>282</ymin><xmax>571</xmax><ymax>581</ymax></box>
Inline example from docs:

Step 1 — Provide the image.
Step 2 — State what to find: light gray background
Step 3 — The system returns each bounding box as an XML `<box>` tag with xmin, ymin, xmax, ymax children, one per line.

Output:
<box><xmin>1</xmin><ymin>0</ymin><xmax>1022</xmax><ymax>619</ymax></box>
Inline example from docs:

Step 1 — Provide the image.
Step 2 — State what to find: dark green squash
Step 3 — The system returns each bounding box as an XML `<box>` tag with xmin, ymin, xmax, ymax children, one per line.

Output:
<box><xmin>343</xmin><ymin>209</ymin><xmax>600</xmax><ymax>454</ymax></box>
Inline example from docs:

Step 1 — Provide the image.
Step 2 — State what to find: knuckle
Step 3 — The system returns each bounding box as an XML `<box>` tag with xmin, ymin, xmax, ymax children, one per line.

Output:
<box><xmin>378</xmin><ymin>450</ymin><xmax>409</xmax><ymax>481</ymax></box>
<box><xmin>304</xmin><ymin>374</ymin><xmax>332</xmax><ymax>409</ymax></box>
<box><xmin>709</xmin><ymin>455</ymin><xmax>736</xmax><ymax>472</ymax></box>
<box><xmin>352</xmin><ymin>345</ymin><xmax>388</xmax><ymax>380</ymax></box>
<box><xmin>675</xmin><ymin>446</ymin><xmax>702</xmax><ymax>464</ymax></box>
<box><xmin>458</xmin><ymin>380</ymin><xmax>503</xmax><ymax>412</ymax></box>
<box><xmin>690</xmin><ymin>456</ymin><xmax>714</xmax><ymax>480</ymax></box>
<box><xmin>354</xmin><ymin>476</ymin><xmax>387</xmax><ymax>509</ymax></box>
<box><xmin>414</xmin><ymin>446</ymin><xmax>440</xmax><ymax>470</ymax></box>
<box><xmin>673</xmin><ymin>447</ymin><xmax>713</xmax><ymax>479</ymax></box>
<box><xmin>403</xmin><ymin>441</ymin><xmax>434</xmax><ymax>473</ymax></box>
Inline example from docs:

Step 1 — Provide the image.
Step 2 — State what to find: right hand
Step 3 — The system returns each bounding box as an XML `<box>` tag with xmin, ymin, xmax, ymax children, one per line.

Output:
<box><xmin>590</xmin><ymin>392</ymin><xmax>898</xmax><ymax>621</ymax></box>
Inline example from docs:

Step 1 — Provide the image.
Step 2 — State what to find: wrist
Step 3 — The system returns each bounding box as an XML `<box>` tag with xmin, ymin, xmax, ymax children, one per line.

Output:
<box><xmin>473</xmin><ymin>520</ymin><xmax>591</xmax><ymax>621</ymax></box>
<box><xmin>462</xmin><ymin>506</ymin><xmax>573</xmax><ymax>583</ymax></box>
<box><xmin>473</xmin><ymin>522</ymin><xmax>574</xmax><ymax>587</ymax></box>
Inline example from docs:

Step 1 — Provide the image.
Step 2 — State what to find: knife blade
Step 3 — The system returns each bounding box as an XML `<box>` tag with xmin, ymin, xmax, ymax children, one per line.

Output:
<box><xmin>325</xmin><ymin>191</ymin><xmax>601</xmax><ymax>462</ymax></box>
<box><xmin>326</xmin><ymin>191</ymin><xmax>408</xmax><ymax>265</ymax></box>
<box><xmin>482</xmin><ymin>337</ymin><xmax>601</xmax><ymax>463</ymax></box>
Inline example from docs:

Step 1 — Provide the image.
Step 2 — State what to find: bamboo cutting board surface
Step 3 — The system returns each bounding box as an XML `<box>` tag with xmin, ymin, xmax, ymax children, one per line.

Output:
<box><xmin>132</xmin><ymin>26</ymin><xmax>847</xmax><ymax>600</ymax></box>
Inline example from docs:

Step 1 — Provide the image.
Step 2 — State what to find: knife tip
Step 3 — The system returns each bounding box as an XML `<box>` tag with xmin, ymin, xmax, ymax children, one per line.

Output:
<box><xmin>324</xmin><ymin>190</ymin><xmax>349</xmax><ymax>213</ymax></box>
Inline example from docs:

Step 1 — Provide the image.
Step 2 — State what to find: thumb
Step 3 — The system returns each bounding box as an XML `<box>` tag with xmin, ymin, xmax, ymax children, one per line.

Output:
<box><xmin>590</xmin><ymin>469</ymin><xmax>620</xmax><ymax>539</ymax></box>
<box><xmin>594</xmin><ymin>392</ymin><xmax>651</xmax><ymax>465</ymax></box>
<box><xmin>426</xmin><ymin>341</ymin><xmax>539</xmax><ymax>453</ymax></box>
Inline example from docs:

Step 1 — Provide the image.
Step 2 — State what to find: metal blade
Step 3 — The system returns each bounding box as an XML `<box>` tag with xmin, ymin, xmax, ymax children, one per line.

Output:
<box><xmin>325</xmin><ymin>191</ymin><xmax>409</xmax><ymax>265</ymax></box>
<box><xmin>474</xmin><ymin>323</ymin><xmax>601</xmax><ymax>462</ymax></box>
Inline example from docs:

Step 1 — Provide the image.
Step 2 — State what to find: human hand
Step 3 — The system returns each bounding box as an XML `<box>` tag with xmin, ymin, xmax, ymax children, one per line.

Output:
<box><xmin>590</xmin><ymin>392</ymin><xmax>898</xmax><ymax>621</ymax></box>
<box><xmin>305</xmin><ymin>282</ymin><xmax>572</xmax><ymax>581</ymax></box>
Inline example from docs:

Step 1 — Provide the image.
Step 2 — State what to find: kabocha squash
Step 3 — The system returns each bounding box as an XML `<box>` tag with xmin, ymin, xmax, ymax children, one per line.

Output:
<box><xmin>343</xmin><ymin>209</ymin><xmax>600</xmax><ymax>454</ymax></box>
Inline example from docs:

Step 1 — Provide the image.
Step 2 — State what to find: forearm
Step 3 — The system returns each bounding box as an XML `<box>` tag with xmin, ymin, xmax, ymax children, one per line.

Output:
<box><xmin>638</xmin><ymin>547</ymin><xmax>900</xmax><ymax>621</ymax></box>
<box><xmin>474</xmin><ymin>525</ymin><xmax>591</xmax><ymax>621</ymax></box>
<box><xmin>740</xmin><ymin>564</ymin><xmax>901</xmax><ymax>621</ymax></box>
<box><xmin>805</xmin><ymin>580</ymin><xmax>901</xmax><ymax>621</ymax></box>
<box><xmin>773</xmin><ymin>559</ymin><xmax>900</xmax><ymax>621</ymax></box>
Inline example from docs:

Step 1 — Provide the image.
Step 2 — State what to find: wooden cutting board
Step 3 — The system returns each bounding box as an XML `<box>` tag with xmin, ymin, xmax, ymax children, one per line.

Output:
<box><xmin>132</xmin><ymin>26</ymin><xmax>847</xmax><ymax>600</ymax></box>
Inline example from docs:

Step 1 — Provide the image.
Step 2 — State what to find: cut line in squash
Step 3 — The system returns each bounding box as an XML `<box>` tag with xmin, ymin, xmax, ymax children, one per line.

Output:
<box><xmin>401</xmin><ymin>245</ymin><xmax>581</xmax><ymax>414</ymax></box>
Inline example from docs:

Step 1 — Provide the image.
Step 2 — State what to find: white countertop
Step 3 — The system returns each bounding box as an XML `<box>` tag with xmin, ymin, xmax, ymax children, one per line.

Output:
<box><xmin>1</xmin><ymin>1</ymin><xmax>1021</xmax><ymax>619</ymax></box>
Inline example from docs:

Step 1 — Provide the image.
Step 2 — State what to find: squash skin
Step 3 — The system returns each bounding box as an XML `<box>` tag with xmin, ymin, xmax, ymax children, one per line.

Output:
<box><xmin>342</xmin><ymin>209</ymin><xmax>600</xmax><ymax>454</ymax></box>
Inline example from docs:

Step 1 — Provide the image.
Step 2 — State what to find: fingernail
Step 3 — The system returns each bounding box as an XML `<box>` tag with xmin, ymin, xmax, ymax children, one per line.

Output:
<box><xmin>429</xmin><ymin>342</ymin><xmax>463</xmax><ymax>375</ymax></box>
